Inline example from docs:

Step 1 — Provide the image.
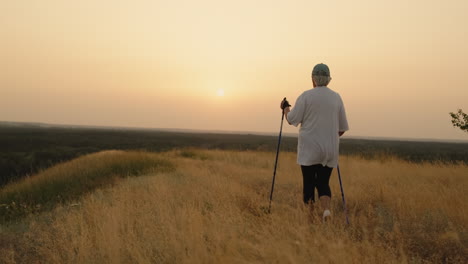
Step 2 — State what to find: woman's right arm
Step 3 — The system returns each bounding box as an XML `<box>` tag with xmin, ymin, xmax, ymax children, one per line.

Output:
<box><xmin>285</xmin><ymin>94</ymin><xmax>305</xmax><ymax>127</ymax></box>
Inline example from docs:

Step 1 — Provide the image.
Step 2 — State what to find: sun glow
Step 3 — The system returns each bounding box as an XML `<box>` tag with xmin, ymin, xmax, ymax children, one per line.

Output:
<box><xmin>216</xmin><ymin>89</ymin><xmax>225</xmax><ymax>97</ymax></box>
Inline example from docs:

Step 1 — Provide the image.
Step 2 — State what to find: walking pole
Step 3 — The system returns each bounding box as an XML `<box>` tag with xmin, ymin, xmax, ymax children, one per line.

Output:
<box><xmin>337</xmin><ymin>164</ymin><xmax>350</xmax><ymax>225</ymax></box>
<box><xmin>268</xmin><ymin>98</ymin><xmax>287</xmax><ymax>213</ymax></box>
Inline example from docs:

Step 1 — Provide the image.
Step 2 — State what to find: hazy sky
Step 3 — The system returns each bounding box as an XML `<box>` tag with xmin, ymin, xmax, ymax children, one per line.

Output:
<box><xmin>1</xmin><ymin>0</ymin><xmax>467</xmax><ymax>140</ymax></box>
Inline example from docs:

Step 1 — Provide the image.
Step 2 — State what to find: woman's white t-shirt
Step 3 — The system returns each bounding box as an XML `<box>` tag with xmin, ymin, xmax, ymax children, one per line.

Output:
<box><xmin>286</xmin><ymin>86</ymin><xmax>349</xmax><ymax>168</ymax></box>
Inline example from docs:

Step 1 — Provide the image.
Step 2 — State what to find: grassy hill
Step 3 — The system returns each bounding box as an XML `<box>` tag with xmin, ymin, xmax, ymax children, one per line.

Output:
<box><xmin>2</xmin><ymin>124</ymin><xmax>468</xmax><ymax>186</ymax></box>
<box><xmin>0</xmin><ymin>149</ymin><xmax>467</xmax><ymax>263</ymax></box>
<box><xmin>0</xmin><ymin>151</ymin><xmax>174</xmax><ymax>223</ymax></box>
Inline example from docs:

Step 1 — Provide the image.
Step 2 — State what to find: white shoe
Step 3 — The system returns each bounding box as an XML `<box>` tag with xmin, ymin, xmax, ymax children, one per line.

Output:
<box><xmin>323</xmin><ymin>209</ymin><xmax>331</xmax><ymax>221</ymax></box>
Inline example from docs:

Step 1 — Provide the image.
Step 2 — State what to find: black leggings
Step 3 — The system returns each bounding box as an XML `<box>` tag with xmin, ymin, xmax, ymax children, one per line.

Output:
<box><xmin>301</xmin><ymin>164</ymin><xmax>333</xmax><ymax>204</ymax></box>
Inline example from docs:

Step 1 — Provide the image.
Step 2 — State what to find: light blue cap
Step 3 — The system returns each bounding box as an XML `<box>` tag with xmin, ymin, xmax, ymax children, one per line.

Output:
<box><xmin>312</xmin><ymin>63</ymin><xmax>330</xmax><ymax>77</ymax></box>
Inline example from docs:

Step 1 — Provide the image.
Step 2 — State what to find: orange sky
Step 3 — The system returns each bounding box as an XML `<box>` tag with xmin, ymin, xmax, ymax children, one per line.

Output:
<box><xmin>1</xmin><ymin>0</ymin><xmax>467</xmax><ymax>140</ymax></box>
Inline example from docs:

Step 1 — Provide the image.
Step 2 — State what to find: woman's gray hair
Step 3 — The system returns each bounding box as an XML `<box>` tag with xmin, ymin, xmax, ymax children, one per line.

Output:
<box><xmin>312</xmin><ymin>75</ymin><xmax>331</xmax><ymax>86</ymax></box>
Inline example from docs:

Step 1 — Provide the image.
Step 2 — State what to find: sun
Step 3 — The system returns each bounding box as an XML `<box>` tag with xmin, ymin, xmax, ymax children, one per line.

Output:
<box><xmin>216</xmin><ymin>89</ymin><xmax>225</xmax><ymax>97</ymax></box>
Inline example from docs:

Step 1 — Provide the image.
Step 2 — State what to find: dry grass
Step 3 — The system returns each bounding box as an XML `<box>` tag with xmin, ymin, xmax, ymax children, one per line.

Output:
<box><xmin>0</xmin><ymin>149</ymin><xmax>467</xmax><ymax>263</ymax></box>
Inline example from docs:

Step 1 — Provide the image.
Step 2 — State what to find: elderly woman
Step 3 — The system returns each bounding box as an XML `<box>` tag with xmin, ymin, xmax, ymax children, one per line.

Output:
<box><xmin>281</xmin><ymin>63</ymin><xmax>349</xmax><ymax>220</ymax></box>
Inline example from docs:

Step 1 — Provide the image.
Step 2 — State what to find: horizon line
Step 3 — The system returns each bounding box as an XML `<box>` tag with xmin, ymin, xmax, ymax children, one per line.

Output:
<box><xmin>1</xmin><ymin>120</ymin><xmax>467</xmax><ymax>144</ymax></box>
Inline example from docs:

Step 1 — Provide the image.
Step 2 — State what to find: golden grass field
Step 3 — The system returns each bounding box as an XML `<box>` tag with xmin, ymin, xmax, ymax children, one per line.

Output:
<box><xmin>0</xmin><ymin>149</ymin><xmax>467</xmax><ymax>263</ymax></box>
